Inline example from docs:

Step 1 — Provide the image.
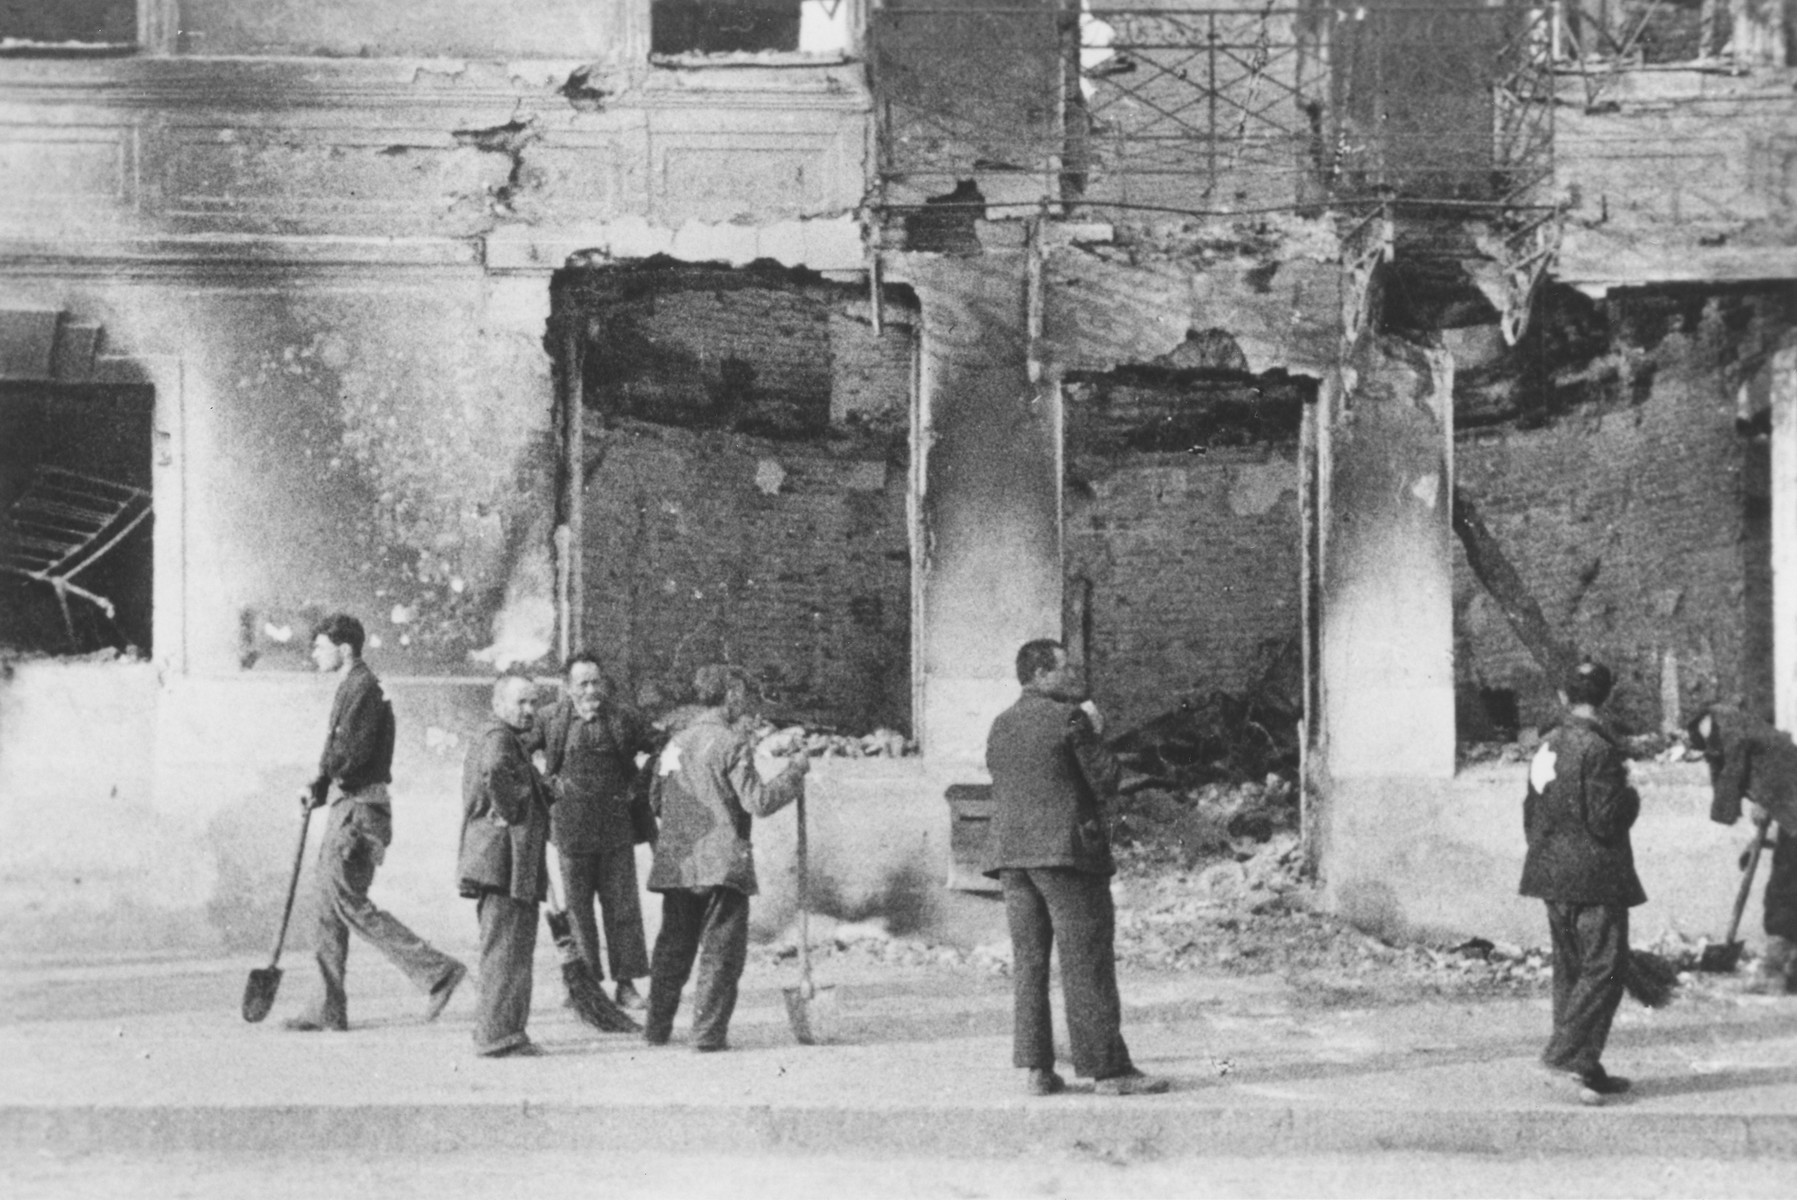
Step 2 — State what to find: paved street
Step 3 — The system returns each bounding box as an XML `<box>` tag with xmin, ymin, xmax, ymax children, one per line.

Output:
<box><xmin>3</xmin><ymin>945</ymin><xmax>1797</xmax><ymax>1198</ymax></box>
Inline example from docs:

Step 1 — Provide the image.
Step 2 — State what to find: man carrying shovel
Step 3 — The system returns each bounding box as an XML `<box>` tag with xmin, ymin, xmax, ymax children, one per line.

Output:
<box><xmin>1690</xmin><ymin>704</ymin><xmax>1797</xmax><ymax>996</ymax></box>
<box><xmin>643</xmin><ymin>664</ymin><xmax>808</xmax><ymax>1053</ymax></box>
<box><xmin>283</xmin><ymin>613</ymin><xmax>467</xmax><ymax>1033</ymax></box>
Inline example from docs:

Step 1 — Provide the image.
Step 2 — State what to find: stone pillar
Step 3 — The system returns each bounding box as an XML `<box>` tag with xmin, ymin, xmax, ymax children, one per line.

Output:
<box><xmin>1315</xmin><ymin>334</ymin><xmax>1457</xmax><ymax>935</ymax></box>
<box><xmin>906</xmin><ymin>254</ymin><xmax>1061</xmax><ymax>764</ymax></box>
<box><xmin>1773</xmin><ymin>341</ymin><xmax>1797</xmax><ymax>730</ymax></box>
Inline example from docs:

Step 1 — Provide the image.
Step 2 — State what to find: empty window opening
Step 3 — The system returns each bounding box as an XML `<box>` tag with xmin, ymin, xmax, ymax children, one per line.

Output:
<box><xmin>552</xmin><ymin>261</ymin><xmax>917</xmax><ymax>737</ymax></box>
<box><xmin>651</xmin><ymin>0</ymin><xmax>852</xmax><ymax>60</ymax></box>
<box><xmin>1062</xmin><ymin>360</ymin><xmax>1310</xmax><ymax>756</ymax></box>
<box><xmin>0</xmin><ymin>1</ymin><xmax>136</xmax><ymax>52</ymax></box>
<box><xmin>0</xmin><ymin>382</ymin><xmax>154</xmax><ymax>656</ymax></box>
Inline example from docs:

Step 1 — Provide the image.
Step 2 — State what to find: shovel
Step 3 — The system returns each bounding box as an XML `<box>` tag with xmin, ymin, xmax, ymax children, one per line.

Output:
<box><xmin>1699</xmin><ymin>812</ymin><xmax>1773</xmax><ymax>973</ymax></box>
<box><xmin>242</xmin><ymin>803</ymin><xmax>314</xmax><ymax>1022</ymax></box>
<box><xmin>782</xmin><ymin>787</ymin><xmax>838</xmax><ymax>1044</ymax></box>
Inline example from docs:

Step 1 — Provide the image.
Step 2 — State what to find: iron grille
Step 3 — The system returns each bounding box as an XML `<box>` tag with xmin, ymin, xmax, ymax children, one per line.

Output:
<box><xmin>870</xmin><ymin>5</ymin><xmax>1555</xmax><ymax>218</ymax></box>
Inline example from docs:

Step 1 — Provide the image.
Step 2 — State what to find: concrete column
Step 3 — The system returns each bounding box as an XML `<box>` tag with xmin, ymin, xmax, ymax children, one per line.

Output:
<box><xmin>906</xmin><ymin>254</ymin><xmax>1061</xmax><ymax>764</ymax></box>
<box><xmin>1773</xmin><ymin>341</ymin><xmax>1797</xmax><ymax>730</ymax></box>
<box><xmin>1315</xmin><ymin>334</ymin><xmax>1457</xmax><ymax>936</ymax></box>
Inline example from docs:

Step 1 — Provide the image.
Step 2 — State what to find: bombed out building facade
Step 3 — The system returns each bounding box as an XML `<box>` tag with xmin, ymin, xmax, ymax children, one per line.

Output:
<box><xmin>2</xmin><ymin>1</ymin><xmax>1795</xmax><ymax>959</ymax></box>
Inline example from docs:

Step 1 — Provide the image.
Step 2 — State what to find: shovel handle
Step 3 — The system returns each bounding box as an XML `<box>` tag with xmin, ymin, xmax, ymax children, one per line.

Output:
<box><xmin>795</xmin><ymin>787</ymin><xmax>811</xmax><ymax>987</ymax></box>
<box><xmin>268</xmin><ymin>803</ymin><xmax>315</xmax><ymax>968</ymax></box>
<box><xmin>1724</xmin><ymin>813</ymin><xmax>1773</xmax><ymax>947</ymax></box>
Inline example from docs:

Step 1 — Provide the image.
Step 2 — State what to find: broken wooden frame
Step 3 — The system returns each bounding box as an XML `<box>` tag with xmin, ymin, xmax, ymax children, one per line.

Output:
<box><xmin>2</xmin><ymin>464</ymin><xmax>152</xmax><ymax>642</ymax></box>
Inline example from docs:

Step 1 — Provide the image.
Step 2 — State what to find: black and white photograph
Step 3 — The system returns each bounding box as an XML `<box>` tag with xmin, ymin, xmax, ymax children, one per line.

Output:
<box><xmin>2</xmin><ymin>2</ymin><xmax>1795</xmax><ymax>1197</ymax></box>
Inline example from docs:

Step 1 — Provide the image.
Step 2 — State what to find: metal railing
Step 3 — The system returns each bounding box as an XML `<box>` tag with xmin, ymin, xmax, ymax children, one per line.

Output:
<box><xmin>871</xmin><ymin>5</ymin><xmax>1557</xmax><ymax>219</ymax></box>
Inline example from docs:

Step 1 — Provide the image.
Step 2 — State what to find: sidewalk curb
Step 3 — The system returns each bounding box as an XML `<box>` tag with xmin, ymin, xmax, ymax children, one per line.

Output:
<box><xmin>7</xmin><ymin>1101</ymin><xmax>1797</xmax><ymax>1160</ymax></box>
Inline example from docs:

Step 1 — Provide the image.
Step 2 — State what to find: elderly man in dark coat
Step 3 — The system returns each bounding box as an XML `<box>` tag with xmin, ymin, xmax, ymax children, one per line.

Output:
<box><xmin>1520</xmin><ymin>661</ymin><xmax>1646</xmax><ymax>1105</ymax></box>
<box><xmin>984</xmin><ymin>639</ymin><xmax>1168</xmax><ymax>1097</ymax></box>
<box><xmin>458</xmin><ymin>673</ymin><xmax>553</xmax><ymax>1058</ymax></box>
<box><xmin>1690</xmin><ymin>704</ymin><xmax>1797</xmax><ymax>995</ymax></box>
<box><xmin>643</xmin><ymin>664</ymin><xmax>808</xmax><ymax>1052</ymax></box>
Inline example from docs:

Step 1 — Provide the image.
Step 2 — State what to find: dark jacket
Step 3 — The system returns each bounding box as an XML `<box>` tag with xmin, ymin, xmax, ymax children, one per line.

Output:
<box><xmin>531</xmin><ymin>696</ymin><xmax>657</xmax><ymax>853</ymax></box>
<box><xmin>310</xmin><ymin>661</ymin><xmax>395</xmax><ymax>803</ymax></box>
<box><xmin>645</xmin><ymin>709</ymin><xmax>804</xmax><ymax>896</ymax></box>
<box><xmin>1519</xmin><ymin>713</ymin><xmax>1647</xmax><ymax>907</ymax></box>
<box><xmin>458</xmin><ymin>720</ymin><xmax>553</xmax><ymax>904</ymax></box>
<box><xmin>1698</xmin><ymin>705</ymin><xmax>1797</xmax><ymax>830</ymax></box>
<box><xmin>982</xmin><ymin>690</ymin><xmax>1122</xmax><ymax>878</ymax></box>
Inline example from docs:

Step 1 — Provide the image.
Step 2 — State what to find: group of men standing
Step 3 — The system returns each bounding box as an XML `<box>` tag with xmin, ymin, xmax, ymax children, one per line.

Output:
<box><xmin>284</xmin><ymin>612</ymin><xmax>806</xmax><ymax>1059</ymax></box>
<box><xmin>277</xmin><ymin>611</ymin><xmax>1791</xmax><ymax>1102</ymax></box>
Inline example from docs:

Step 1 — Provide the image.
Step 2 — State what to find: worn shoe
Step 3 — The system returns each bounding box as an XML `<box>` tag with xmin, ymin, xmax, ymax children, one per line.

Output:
<box><xmin>281</xmin><ymin>1016</ymin><xmax>347</xmax><ymax>1033</ymax></box>
<box><xmin>643</xmin><ymin>1028</ymin><xmax>671</xmax><ymax>1047</ymax></box>
<box><xmin>1026</xmin><ymin>1068</ymin><xmax>1066</xmax><ymax>1096</ymax></box>
<box><xmin>614</xmin><ymin>980</ymin><xmax>647</xmax><ymax>1011</ymax></box>
<box><xmin>482</xmin><ymin>1040</ymin><xmax>546</xmax><ymax>1059</ymax></box>
<box><xmin>693</xmin><ymin>1041</ymin><xmax>730</xmax><ymax>1054</ymax></box>
<box><xmin>424</xmin><ymin>962</ymin><xmax>467</xmax><ymax>1023</ymax></box>
<box><xmin>1548</xmin><ymin>1068</ymin><xmax>1627</xmax><ymax>1106</ymax></box>
<box><xmin>1093</xmin><ymin>1070</ymin><xmax>1170</xmax><ymax>1096</ymax></box>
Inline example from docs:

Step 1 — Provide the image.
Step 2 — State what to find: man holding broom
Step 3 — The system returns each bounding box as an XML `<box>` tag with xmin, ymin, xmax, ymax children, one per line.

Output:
<box><xmin>1520</xmin><ymin>660</ymin><xmax>1645</xmax><ymax>1106</ymax></box>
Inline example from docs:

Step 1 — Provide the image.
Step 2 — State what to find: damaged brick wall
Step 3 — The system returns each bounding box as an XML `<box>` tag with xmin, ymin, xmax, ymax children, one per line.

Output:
<box><xmin>1454</xmin><ymin>285</ymin><xmax>1794</xmax><ymax>735</ymax></box>
<box><xmin>1063</xmin><ymin>369</ymin><xmax>1306</xmax><ymax>733</ymax></box>
<box><xmin>567</xmin><ymin>265</ymin><xmax>915</xmax><ymax>732</ymax></box>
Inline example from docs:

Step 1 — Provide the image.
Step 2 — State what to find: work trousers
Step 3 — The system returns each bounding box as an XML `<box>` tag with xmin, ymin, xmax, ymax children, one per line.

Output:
<box><xmin>1003</xmin><ymin>866</ymin><xmax>1134</xmax><ymax>1080</ymax></box>
<box><xmin>1541</xmin><ymin>900</ymin><xmax>1629</xmax><ymax>1077</ymax></box>
<box><xmin>304</xmin><ymin>792</ymin><xmax>460</xmax><ymax>1028</ymax></box>
<box><xmin>645</xmin><ymin>887</ymin><xmax>749</xmax><ymax>1050</ymax></box>
<box><xmin>1765</xmin><ymin>826</ymin><xmax>1797</xmax><ymax>942</ymax></box>
<box><xmin>559</xmin><ymin>844</ymin><xmax>650</xmax><ymax>982</ymax></box>
<box><xmin>474</xmin><ymin>892</ymin><xmax>539</xmax><ymax>1055</ymax></box>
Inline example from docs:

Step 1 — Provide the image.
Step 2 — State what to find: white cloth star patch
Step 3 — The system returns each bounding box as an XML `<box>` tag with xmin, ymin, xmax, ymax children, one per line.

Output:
<box><xmin>1529</xmin><ymin>742</ymin><xmax>1557</xmax><ymax>793</ymax></box>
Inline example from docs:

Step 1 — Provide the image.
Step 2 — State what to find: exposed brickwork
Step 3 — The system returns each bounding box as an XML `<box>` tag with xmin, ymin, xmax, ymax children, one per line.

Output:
<box><xmin>1453</xmin><ymin>291</ymin><xmax>1786</xmax><ymax>734</ymax></box>
<box><xmin>1065</xmin><ymin>448</ymin><xmax>1302</xmax><ymax>733</ymax></box>
<box><xmin>581</xmin><ymin>422</ymin><xmax>911</xmax><ymax>733</ymax></box>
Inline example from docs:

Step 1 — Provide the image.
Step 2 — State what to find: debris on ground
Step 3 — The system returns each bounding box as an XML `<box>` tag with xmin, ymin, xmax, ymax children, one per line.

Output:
<box><xmin>1460</xmin><ymin>729</ymin><xmax>1706</xmax><ymax>768</ymax></box>
<box><xmin>746</xmin><ymin>721</ymin><xmax>917</xmax><ymax>759</ymax></box>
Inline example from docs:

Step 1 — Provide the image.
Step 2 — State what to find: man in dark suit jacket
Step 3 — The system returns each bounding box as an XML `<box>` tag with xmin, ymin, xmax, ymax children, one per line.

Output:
<box><xmin>1690</xmin><ymin>704</ymin><xmax>1797</xmax><ymax>995</ymax></box>
<box><xmin>983</xmin><ymin>639</ymin><xmax>1167</xmax><ymax>1097</ymax></box>
<box><xmin>284</xmin><ymin>613</ymin><xmax>465</xmax><ymax>1033</ymax></box>
<box><xmin>532</xmin><ymin>651</ymin><xmax>658</xmax><ymax>1009</ymax></box>
<box><xmin>643</xmin><ymin>664</ymin><xmax>808</xmax><ymax>1052</ymax></box>
<box><xmin>458</xmin><ymin>673</ymin><xmax>553</xmax><ymax>1057</ymax></box>
<box><xmin>1520</xmin><ymin>661</ymin><xmax>1646</xmax><ymax>1105</ymax></box>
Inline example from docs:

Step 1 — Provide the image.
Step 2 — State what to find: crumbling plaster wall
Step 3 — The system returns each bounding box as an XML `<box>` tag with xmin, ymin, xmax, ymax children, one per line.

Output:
<box><xmin>0</xmin><ymin>7</ymin><xmax>873</xmax><ymax>957</ymax></box>
<box><xmin>1455</xmin><ymin>288</ymin><xmax>1793</xmax><ymax>734</ymax></box>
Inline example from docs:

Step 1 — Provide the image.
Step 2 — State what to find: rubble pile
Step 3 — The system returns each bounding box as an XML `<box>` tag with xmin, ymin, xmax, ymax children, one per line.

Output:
<box><xmin>1460</xmin><ymin>729</ymin><xmax>1705</xmax><ymax>768</ymax></box>
<box><xmin>715</xmin><ymin>718</ymin><xmax>916</xmax><ymax>758</ymax></box>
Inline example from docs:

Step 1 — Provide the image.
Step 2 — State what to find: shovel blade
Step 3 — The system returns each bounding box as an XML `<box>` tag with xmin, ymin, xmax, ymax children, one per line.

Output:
<box><xmin>783</xmin><ymin>983</ymin><xmax>840</xmax><ymax>1046</ymax></box>
<box><xmin>242</xmin><ymin>966</ymin><xmax>282</xmax><ymax>1023</ymax></box>
<box><xmin>1698</xmin><ymin>942</ymin><xmax>1744</xmax><ymax>973</ymax></box>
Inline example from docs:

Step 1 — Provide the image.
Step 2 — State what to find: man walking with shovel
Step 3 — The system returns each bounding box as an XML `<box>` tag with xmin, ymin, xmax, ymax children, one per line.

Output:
<box><xmin>283</xmin><ymin>613</ymin><xmax>466</xmax><ymax>1033</ymax></box>
<box><xmin>643</xmin><ymin>664</ymin><xmax>808</xmax><ymax>1053</ymax></box>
